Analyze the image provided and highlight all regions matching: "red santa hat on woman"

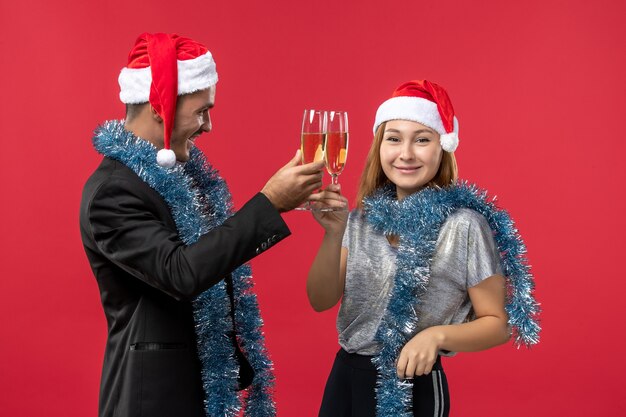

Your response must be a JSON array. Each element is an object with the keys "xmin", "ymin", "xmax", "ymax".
[
  {"xmin": 373, "ymin": 80, "xmax": 459, "ymax": 152},
  {"xmin": 118, "ymin": 32, "xmax": 218, "ymax": 168}
]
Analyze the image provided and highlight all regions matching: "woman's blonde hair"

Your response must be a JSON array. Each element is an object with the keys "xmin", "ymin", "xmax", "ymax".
[{"xmin": 355, "ymin": 122, "xmax": 458, "ymax": 209}]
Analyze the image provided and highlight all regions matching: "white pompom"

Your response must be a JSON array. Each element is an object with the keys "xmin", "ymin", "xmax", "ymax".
[
  {"xmin": 440, "ymin": 132, "xmax": 459, "ymax": 152},
  {"xmin": 156, "ymin": 148, "xmax": 177, "ymax": 168}
]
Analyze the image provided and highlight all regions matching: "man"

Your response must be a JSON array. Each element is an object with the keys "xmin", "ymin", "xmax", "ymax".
[{"xmin": 79, "ymin": 33, "xmax": 324, "ymax": 417}]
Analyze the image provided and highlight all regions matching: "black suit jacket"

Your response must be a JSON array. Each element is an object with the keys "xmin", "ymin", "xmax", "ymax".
[{"xmin": 79, "ymin": 157, "xmax": 290, "ymax": 417}]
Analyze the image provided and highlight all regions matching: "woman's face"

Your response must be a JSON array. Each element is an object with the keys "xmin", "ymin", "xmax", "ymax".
[{"xmin": 379, "ymin": 119, "xmax": 443, "ymax": 200}]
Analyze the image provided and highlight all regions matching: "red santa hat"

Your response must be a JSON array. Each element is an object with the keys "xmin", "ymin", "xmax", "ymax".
[
  {"xmin": 118, "ymin": 33, "xmax": 218, "ymax": 168},
  {"xmin": 373, "ymin": 80, "xmax": 459, "ymax": 152}
]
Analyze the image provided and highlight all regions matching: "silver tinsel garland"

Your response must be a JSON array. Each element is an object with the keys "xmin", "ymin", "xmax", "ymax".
[{"xmin": 363, "ymin": 183, "xmax": 540, "ymax": 417}]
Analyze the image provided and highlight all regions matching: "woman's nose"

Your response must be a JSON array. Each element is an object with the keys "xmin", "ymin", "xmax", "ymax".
[{"xmin": 399, "ymin": 143, "xmax": 415, "ymax": 160}]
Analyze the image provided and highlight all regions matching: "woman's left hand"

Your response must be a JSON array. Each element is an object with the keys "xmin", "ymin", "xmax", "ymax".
[
  {"xmin": 308, "ymin": 184, "xmax": 349, "ymax": 231},
  {"xmin": 396, "ymin": 327, "xmax": 444, "ymax": 378}
]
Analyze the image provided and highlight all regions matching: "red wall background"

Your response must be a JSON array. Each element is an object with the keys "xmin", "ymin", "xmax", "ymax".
[{"xmin": 1, "ymin": 0, "xmax": 625, "ymax": 416}]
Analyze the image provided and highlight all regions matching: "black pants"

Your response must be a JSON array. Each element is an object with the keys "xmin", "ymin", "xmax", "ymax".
[{"xmin": 319, "ymin": 349, "xmax": 450, "ymax": 417}]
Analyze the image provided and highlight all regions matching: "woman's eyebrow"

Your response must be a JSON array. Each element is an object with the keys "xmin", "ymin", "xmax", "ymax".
[{"xmin": 384, "ymin": 128, "xmax": 434, "ymax": 135}]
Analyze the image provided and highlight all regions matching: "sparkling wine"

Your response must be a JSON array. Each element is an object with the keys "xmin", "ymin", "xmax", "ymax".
[
  {"xmin": 324, "ymin": 131, "xmax": 348, "ymax": 175},
  {"xmin": 301, "ymin": 132, "xmax": 325, "ymax": 164}
]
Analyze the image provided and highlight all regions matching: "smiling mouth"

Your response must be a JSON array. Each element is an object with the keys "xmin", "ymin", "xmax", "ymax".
[
  {"xmin": 394, "ymin": 166, "xmax": 422, "ymax": 173},
  {"xmin": 189, "ymin": 131, "xmax": 203, "ymax": 141}
]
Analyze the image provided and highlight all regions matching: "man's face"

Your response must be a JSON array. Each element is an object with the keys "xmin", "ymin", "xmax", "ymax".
[{"xmin": 170, "ymin": 86, "xmax": 216, "ymax": 162}]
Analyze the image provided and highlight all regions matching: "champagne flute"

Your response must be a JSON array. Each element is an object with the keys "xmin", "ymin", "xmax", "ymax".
[
  {"xmin": 319, "ymin": 111, "xmax": 348, "ymax": 212},
  {"xmin": 295, "ymin": 109, "xmax": 327, "ymax": 210},
  {"xmin": 301, "ymin": 109, "xmax": 327, "ymax": 166},
  {"xmin": 325, "ymin": 111, "xmax": 349, "ymax": 185}
]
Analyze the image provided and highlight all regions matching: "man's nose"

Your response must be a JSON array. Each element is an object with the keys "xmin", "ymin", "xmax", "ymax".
[{"xmin": 202, "ymin": 114, "xmax": 212, "ymax": 132}]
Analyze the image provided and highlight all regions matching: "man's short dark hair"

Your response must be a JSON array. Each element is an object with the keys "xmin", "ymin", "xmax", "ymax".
[{"xmin": 125, "ymin": 103, "xmax": 148, "ymax": 122}]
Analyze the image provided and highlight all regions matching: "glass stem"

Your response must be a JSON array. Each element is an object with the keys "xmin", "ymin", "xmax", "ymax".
[{"xmin": 331, "ymin": 174, "xmax": 338, "ymax": 185}]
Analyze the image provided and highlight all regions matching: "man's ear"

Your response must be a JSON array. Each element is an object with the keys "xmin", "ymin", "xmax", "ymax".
[{"xmin": 150, "ymin": 105, "xmax": 163, "ymax": 123}]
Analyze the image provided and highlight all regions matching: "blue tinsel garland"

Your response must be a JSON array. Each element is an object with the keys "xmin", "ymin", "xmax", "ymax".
[
  {"xmin": 363, "ymin": 183, "xmax": 540, "ymax": 417},
  {"xmin": 92, "ymin": 121, "xmax": 275, "ymax": 417}
]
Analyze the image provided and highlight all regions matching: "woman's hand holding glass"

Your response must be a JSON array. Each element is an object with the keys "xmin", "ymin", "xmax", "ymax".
[{"xmin": 309, "ymin": 183, "xmax": 349, "ymax": 231}]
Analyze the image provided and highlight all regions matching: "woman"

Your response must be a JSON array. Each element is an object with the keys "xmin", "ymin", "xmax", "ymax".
[{"xmin": 307, "ymin": 80, "xmax": 540, "ymax": 417}]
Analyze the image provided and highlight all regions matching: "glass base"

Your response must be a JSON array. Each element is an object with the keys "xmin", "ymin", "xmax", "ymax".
[
  {"xmin": 315, "ymin": 206, "xmax": 347, "ymax": 212},
  {"xmin": 294, "ymin": 205, "xmax": 347, "ymax": 212}
]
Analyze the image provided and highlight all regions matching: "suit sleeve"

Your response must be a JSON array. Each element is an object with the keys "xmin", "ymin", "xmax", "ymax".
[{"xmin": 87, "ymin": 176, "xmax": 290, "ymax": 300}]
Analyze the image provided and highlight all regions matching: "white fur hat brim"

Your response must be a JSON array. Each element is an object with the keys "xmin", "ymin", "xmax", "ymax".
[
  {"xmin": 118, "ymin": 51, "xmax": 218, "ymax": 104},
  {"xmin": 373, "ymin": 96, "xmax": 460, "ymax": 152}
]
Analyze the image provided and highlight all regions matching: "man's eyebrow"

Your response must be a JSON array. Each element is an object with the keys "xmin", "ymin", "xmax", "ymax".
[{"xmin": 196, "ymin": 103, "xmax": 214, "ymax": 111}]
